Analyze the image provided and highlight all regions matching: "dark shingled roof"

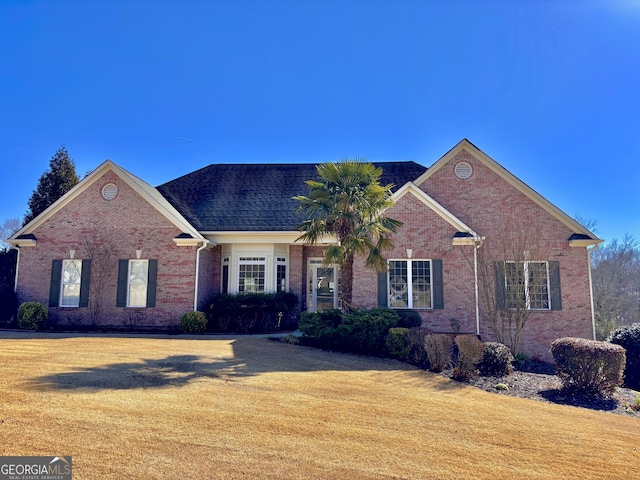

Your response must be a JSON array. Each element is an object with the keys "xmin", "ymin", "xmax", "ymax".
[{"xmin": 156, "ymin": 162, "xmax": 427, "ymax": 231}]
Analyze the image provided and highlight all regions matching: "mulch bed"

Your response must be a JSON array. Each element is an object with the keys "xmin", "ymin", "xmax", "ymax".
[{"xmin": 443, "ymin": 359, "xmax": 640, "ymax": 418}]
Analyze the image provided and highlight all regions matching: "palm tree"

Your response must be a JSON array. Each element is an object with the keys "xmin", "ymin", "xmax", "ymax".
[{"xmin": 294, "ymin": 160, "xmax": 403, "ymax": 311}]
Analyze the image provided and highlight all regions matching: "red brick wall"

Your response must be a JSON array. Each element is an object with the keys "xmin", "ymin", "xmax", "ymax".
[
  {"xmin": 415, "ymin": 149, "xmax": 594, "ymax": 360},
  {"xmin": 16, "ymin": 170, "xmax": 198, "ymax": 328},
  {"xmin": 352, "ymin": 192, "xmax": 477, "ymax": 334}
]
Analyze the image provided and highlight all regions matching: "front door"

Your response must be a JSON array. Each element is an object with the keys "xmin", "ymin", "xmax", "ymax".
[{"xmin": 307, "ymin": 260, "xmax": 339, "ymax": 312}]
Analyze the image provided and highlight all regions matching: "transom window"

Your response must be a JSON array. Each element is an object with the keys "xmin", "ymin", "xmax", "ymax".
[
  {"xmin": 61, "ymin": 259, "xmax": 82, "ymax": 307},
  {"xmin": 505, "ymin": 261, "xmax": 550, "ymax": 310},
  {"xmin": 388, "ymin": 259, "xmax": 432, "ymax": 309}
]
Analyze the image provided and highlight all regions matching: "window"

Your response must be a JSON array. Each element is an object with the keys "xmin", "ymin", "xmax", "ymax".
[
  {"xmin": 116, "ymin": 259, "xmax": 157, "ymax": 308},
  {"xmin": 238, "ymin": 257, "xmax": 266, "ymax": 293},
  {"xmin": 61, "ymin": 259, "xmax": 82, "ymax": 307},
  {"xmin": 388, "ymin": 260, "xmax": 432, "ymax": 309},
  {"xmin": 276, "ymin": 257, "xmax": 287, "ymax": 292},
  {"xmin": 49, "ymin": 259, "xmax": 91, "ymax": 308},
  {"xmin": 504, "ymin": 261, "xmax": 550, "ymax": 310},
  {"xmin": 128, "ymin": 260, "xmax": 149, "ymax": 308}
]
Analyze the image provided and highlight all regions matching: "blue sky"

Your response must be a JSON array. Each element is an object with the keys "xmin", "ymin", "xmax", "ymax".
[{"xmin": 1, "ymin": 0, "xmax": 638, "ymax": 243}]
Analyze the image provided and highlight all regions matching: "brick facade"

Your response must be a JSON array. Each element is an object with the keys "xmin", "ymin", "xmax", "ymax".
[
  {"xmin": 11, "ymin": 142, "xmax": 597, "ymax": 360},
  {"xmin": 16, "ymin": 170, "xmax": 198, "ymax": 328}
]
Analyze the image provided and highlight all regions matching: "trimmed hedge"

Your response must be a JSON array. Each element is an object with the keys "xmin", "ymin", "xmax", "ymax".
[
  {"xmin": 551, "ymin": 337, "xmax": 626, "ymax": 395},
  {"xmin": 18, "ymin": 302, "xmax": 48, "ymax": 330},
  {"xmin": 609, "ymin": 323, "xmax": 640, "ymax": 389},
  {"xmin": 480, "ymin": 342, "xmax": 515, "ymax": 377},
  {"xmin": 181, "ymin": 311, "xmax": 208, "ymax": 333},
  {"xmin": 207, "ymin": 292, "xmax": 298, "ymax": 333},
  {"xmin": 300, "ymin": 308, "xmax": 400, "ymax": 355},
  {"xmin": 385, "ymin": 327, "xmax": 410, "ymax": 360}
]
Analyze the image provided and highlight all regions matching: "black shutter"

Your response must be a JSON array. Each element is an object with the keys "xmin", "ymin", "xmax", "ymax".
[
  {"xmin": 549, "ymin": 261, "xmax": 562, "ymax": 310},
  {"xmin": 146, "ymin": 259, "xmax": 158, "ymax": 308},
  {"xmin": 79, "ymin": 259, "xmax": 91, "ymax": 307},
  {"xmin": 116, "ymin": 259, "xmax": 128, "ymax": 307},
  {"xmin": 432, "ymin": 259, "xmax": 444, "ymax": 309},
  {"xmin": 377, "ymin": 271, "xmax": 388, "ymax": 307},
  {"xmin": 494, "ymin": 261, "xmax": 506, "ymax": 310},
  {"xmin": 49, "ymin": 260, "xmax": 62, "ymax": 307}
]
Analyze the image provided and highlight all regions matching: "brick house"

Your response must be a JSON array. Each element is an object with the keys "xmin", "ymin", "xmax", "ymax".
[{"xmin": 9, "ymin": 139, "xmax": 600, "ymax": 359}]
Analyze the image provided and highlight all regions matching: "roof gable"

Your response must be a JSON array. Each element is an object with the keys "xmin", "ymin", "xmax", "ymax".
[
  {"xmin": 156, "ymin": 161, "xmax": 427, "ymax": 232},
  {"xmin": 10, "ymin": 160, "xmax": 203, "ymax": 242},
  {"xmin": 415, "ymin": 139, "xmax": 601, "ymax": 245},
  {"xmin": 392, "ymin": 182, "xmax": 479, "ymax": 239}
]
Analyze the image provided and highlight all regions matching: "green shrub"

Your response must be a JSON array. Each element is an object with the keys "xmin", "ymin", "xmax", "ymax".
[
  {"xmin": 424, "ymin": 334, "xmax": 453, "ymax": 373},
  {"xmin": 405, "ymin": 327, "xmax": 431, "ymax": 369},
  {"xmin": 385, "ymin": 327, "xmax": 410, "ymax": 360},
  {"xmin": 395, "ymin": 309, "xmax": 423, "ymax": 329},
  {"xmin": 181, "ymin": 311, "xmax": 208, "ymax": 333},
  {"xmin": 17, "ymin": 302, "xmax": 48, "ymax": 330},
  {"xmin": 480, "ymin": 342, "xmax": 515, "ymax": 377},
  {"xmin": 337, "ymin": 308, "xmax": 399, "ymax": 355},
  {"xmin": 608, "ymin": 323, "xmax": 640, "ymax": 389},
  {"xmin": 551, "ymin": 337, "xmax": 626, "ymax": 395},
  {"xmin": 299, "ymin": 309, "xmax": 343, "ymax": 349},
  {"xmin": 452, "ymin": 335, "xmax": 484, "ymax": 380},
  {"xmin": 207, "ymin": 292, "xmax": 298, "ymax": 333}
]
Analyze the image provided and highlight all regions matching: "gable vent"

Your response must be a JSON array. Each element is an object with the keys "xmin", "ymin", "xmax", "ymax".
[
  {"xmin": 454, "ymin": 162, "xmax": 473, "ymax": 179},
  {"xmin": 102, "ymin": 183, "xmax": 119, "ymax": 200}
]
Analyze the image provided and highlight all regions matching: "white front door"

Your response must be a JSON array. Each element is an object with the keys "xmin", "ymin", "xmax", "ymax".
[{"xmin": 307, "ymin": 259, "xmax": 340, "ymax": 312}]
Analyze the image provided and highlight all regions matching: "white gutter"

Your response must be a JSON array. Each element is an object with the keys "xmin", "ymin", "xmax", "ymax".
[
  {"xmin": 587, "ymin": 243, "xmax": 599, "ymax": 340},
  {"xmin": 193, "ymin": 240, "xmax": 211, "ymax": 311}
]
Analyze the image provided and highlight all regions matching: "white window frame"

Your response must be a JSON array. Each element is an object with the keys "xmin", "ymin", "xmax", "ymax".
[
  {"xmin": 238, "ymin": 257, "xmax": 267, "ymax": 293},
  {"xmin": 60, "ymin": 259, "xmax": 82, "ymax": 307},
  {"xmin": 388, "ymin": 259, "xmax": 433, "ymax": 309},
  {"xmin": 505, "ymin": 260, "xmax": 550, "ymax": 311},
  {"xmin": 276, "ymin": 257, "xmax": 287, "ymax": 292},
  {"xmin": 128, "ymin": 259, "xmax": 149, "ymax": 308}
]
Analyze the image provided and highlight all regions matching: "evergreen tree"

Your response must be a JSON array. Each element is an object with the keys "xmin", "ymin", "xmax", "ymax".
[{"xmin": 24, "ymin": 146, "xmax": 79, "ymax": 225}]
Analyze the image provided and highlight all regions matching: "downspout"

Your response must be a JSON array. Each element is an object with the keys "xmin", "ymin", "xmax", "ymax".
[
  {"xmin": 11, "ymin": 245, "xmax": 20, "ymax": 293},
  {"xmin": 193, "ymin": 240, "xmax": 210, "ymax": 312},
  {"xmin": 587, "ymin": 243, "xmax": 599, "ymax": 340},
  {"xmin": 474, "ymin": 239, "xmax": 482, "ymax": 337}
]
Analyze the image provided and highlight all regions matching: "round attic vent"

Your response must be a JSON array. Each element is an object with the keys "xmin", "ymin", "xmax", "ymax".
[
  {"xmin": 454, "ymin": 162, "xmax": 473, "ymax": 179},
  {"xmin": 102, "ymin": 183, "xmax": 119, "ymax": 200}
]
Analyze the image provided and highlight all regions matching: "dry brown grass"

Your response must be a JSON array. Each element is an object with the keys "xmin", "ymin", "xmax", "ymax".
[{"xmin": 0, "ymin": 332, "xmax": 638, "ymax": 479}]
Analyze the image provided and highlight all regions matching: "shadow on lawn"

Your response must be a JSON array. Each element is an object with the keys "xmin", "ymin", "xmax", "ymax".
[
  {"xmin": 29, "ymin": 337, "xmax": 417, "ymax": 391},
  {"xmin": 30, "ymin": 354, "xmax": 252, "ymax": 391}
]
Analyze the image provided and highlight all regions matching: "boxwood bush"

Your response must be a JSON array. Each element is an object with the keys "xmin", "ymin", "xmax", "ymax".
[
  {"xmin": 385, "ymin": 327, "xmax": 410, "ymax": 360},
  {"xmin": 18, "ymin": 301, "xmax": 48, "ymax": 330},
  {"xmin": 181, "ymin": 311, "xmax": 208, "ymax": 333},
  {"xmin": 452, "ymin": 335, "xmax": 484, "ymax": 380},
  {"xmin": 608, "ymin": 323, "xmax": 640, "ymax": 390},
  {"xmin": 480, "ymin": 342, "xmax": 515, "ymax": 377},
  {"xmin": 551, "ymin": 337, "xmax": 626, "ymax": 395}
]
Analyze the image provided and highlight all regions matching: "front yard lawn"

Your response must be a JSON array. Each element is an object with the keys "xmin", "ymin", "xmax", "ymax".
[{"xmin": 0, "ymin": 332, "xmax": 638, "ymax": 479}]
